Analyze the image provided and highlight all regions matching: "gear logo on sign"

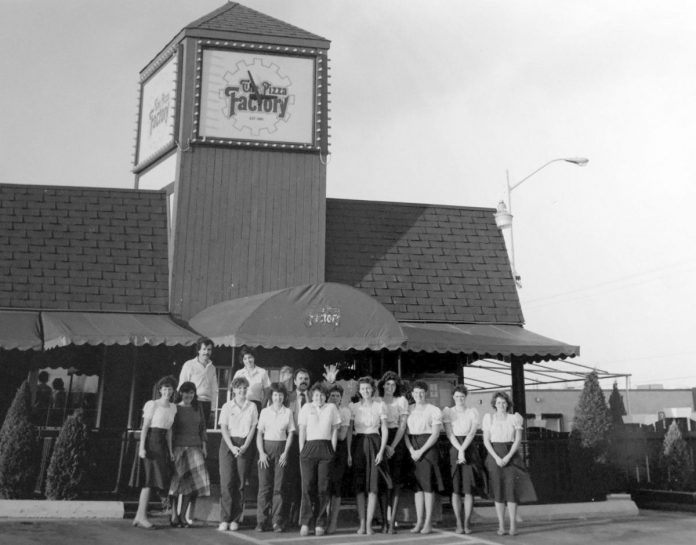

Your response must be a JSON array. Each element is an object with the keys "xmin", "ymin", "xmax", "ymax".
[{"xmin": 219, "ymin": 58, "xmax": 295, "ymax": 137}]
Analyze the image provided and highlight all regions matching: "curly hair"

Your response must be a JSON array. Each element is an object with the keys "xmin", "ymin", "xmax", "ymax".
[
  {"xmin": 490, "ymin": 391, "xmax": 513, "ymax": 412},
  {"xmin": 357, "ymin": 376, "xmax": 377, "ymax": 398},
  {"xmin": 377, "ymin": 371, "xmax": 403, "ymax": 397},
  {"xmin": 230, "ymin": 376, "xmax": 250, "ymax": 390},
  {"xmin": 153, "ymin": 375, "xmax": 177, "ymax": 400},
  {"xmin": 268, "ymin": 382, "xmax": 288, "ymax": 403},
  {"xmin": 453, "ymin": 385, "xmax": 469, "ymax": 397},
  {"xmin": 308, "ymin": 382, "xmax": 328, "ymax": 400}
]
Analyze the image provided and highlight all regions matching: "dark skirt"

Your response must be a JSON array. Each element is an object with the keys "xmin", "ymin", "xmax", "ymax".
[
  {"xmin": 409, "ymin": 434, "xmax": 444, "ymax": 493},
  {"xmin": 129, "ymin": 428, "xmax": 171, "ymax": 491},
  {"xmin": 386, "ymin": 427, "xmax": 410, "ymax": 486},
  {"xmin": 449, "ymin": 435, "xmax": 481, "ymax": 496},
  {"xmin": 328, "ymin": 439, "xmax": 348, "ymax": 496},
  {"xmin": 352, "ymin": 433, "xmax": 392, "ymax": 494},
  {"xmin": 485, "ymin": 442, "xmax": 537, "ymax": 504}
]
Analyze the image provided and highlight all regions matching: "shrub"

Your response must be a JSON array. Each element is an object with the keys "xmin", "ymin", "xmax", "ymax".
[
  {"xmin": 0, "ymin": 380, "xmax": 39, "ymax": 498},
  {"xmin": 660, "ymin": 421, "xmax": 694, "ymax": 491},
  {"xmin": 569, "ymin": 372, "xmax": 612, "ymax": 500},
  {"xmin": 45, "ymin": 409, "xmax": 90, "ymax": 500}
]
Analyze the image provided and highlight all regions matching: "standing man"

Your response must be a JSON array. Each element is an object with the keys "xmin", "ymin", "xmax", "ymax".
[
  {"xmin": 284, "ymin": 368, "xmax": 311, "ymax": 528},
  {"xmin": 179, "ymin": 337, "xmax": 218, "ymax": 428}
]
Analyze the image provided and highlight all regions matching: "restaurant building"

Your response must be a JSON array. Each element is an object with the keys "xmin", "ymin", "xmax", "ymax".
[{"xmin": 0, "ymin": 2, "xmax": 578, "ymax": 496}]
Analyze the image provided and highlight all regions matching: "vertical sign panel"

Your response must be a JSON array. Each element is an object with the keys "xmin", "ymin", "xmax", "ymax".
[{"xmin": 136, "ymin": 55, "xmax": 178, "ymax": 166}]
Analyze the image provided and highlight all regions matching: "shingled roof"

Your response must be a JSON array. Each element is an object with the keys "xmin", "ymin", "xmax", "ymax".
[
  {"xmin": 186, "ymin": 2, "xmax": 327, "ymax": 42},
  {"xmin": 325, "ymin": 199, "xmax": 524, "ymax": 325},
  {"xmin": 0, "ymin": 184, "xmax": 169, "ymax": 313}
]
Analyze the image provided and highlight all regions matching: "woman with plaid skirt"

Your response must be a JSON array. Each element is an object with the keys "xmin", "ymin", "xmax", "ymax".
[{"xmin": 169, "ymin": 381, "xmax": 210, "ymax": 527}]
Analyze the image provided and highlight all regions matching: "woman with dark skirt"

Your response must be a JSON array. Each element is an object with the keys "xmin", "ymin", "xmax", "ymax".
[
  {"xmin": 297, "ymin": 382, "xmax": 341, "ymax": 537},
  {"xmin": 482, "ymin": 391, "xmax": 537, "ymax": 536},
  {"xmin": 377, "ymin": 371, "xmax": 409, "ymax": 534},
  {"xmin": 169, "ymin": 381, "xmax": 210, "ymax": 528},
  {"xmin": 218, "ymin": 376, "xmax": 259, "ymax": 532},
  {"xmin": 131, "ymin": 376, "xmax": 177, "ymax": 529},
  {"xmin": 326, "ymin": 383, "xmax": 351, "ymax": 535},
  {"xmin": 347, "ymin": 376, "xmax": 391, "ymax": 535},
  {"xmin": 404, "ymin": 380, "xmax": 444, "ymax": 535},
  {"xmin": 255, "ymin": 382, "xmax": 295, "ymax": 532},
  {"xmin": 443, "ymin": 385, "xmax": 480, "ymax": 534}
]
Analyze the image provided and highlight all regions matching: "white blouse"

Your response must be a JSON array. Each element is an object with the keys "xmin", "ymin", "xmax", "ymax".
[
  {"xmin": 443, "ymin": 406, "xmax": 479, "ymax": 437},
  {"xmin": 233, "ymin": 366, "xmax": 271, "ymax": 402},
  {"xmin": 298, "ymin": 402, "xmax": 341, "ymax": 441},
  {"xmin": 350, "ymin": 399, "xmax": 387, "ymax": 434},
  {"xmin": 143, "ymin": 400, "xmax": 177, "ymax": 429},
  {"xmin": 218, "ymin": 399, "xmax": 259, "ymax": 437},
  {"xmin": 378, "ymin": 396, "xmax": 409, "ymax": 428},
  {"xmin": 482, "ymin": 412, "xmax": 523, "ymax": 443},
  {"xmin": 406, "ymin": 403, "xmax": 442, "ymax": 435},
  {"xmin": 257, "ymin": 405, "xmax": 296, "ymax": 441}
]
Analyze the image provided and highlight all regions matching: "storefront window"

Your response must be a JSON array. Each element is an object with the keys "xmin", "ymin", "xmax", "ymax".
[{"xmin": 36, "ymin": 367, "xmax": 100, "ymax": 428}]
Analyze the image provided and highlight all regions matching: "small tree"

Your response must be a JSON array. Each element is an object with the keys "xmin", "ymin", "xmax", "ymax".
[
  {"xmin": 0, "ymin": 381, "xmax": 39, "ymax": 498},
  {"xmin": 45, "ymin": 410, "xmax": 90, "ymax": 500},
  {"xmin": 660, "ymin": 421, "xmax": 694, "ymax": 491},
  {"xmin": 608, "ymin": 382, "xmax": 627, "ymax": 426},
  {"xmin": 569, "ymin": 372, "xmax": 613, "ymax": 500},
  {"xmin": 573, "ymin": 371, "xmax": 612, "ymax": 461}
]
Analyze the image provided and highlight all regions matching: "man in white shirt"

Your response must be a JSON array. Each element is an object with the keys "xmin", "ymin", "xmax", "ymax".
[{"xmin": 179, "ymin": 337, "xmax": 218, "ymax": 427}]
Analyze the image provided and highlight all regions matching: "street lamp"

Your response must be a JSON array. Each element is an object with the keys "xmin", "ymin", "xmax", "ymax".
[{"xmin": 495, "ymin": 157, "xmax": 589, "ymax": 287}]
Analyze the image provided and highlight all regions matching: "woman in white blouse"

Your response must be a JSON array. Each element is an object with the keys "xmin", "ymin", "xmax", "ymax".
[
  {"xmin": 255, "ymin": 382, "xmax": 295, "ymax": 532},
  {"xmin": 347, "ymin": 377, "xmax": 391, "ymax": 535},
  {"xmin": 131, "ymin": 376, "xmax": 177, "ymax": 529},
  {"xmin": 443, "ymin": 385, "xmax": 479, "ymax": 534},
  {"xmin": 482, "ymin": 391, "xmax": 537, "ymax": 536},
  {"xmin": 218, "ymin": 377, "xmax": 259, "ymax": 532},
  {"xmin": 377, "ymin": 371, "xmax": 409, "ymax": 534},
  {"xmin": 404, "ymin": 380, "xmax": 444, "ymax": 535},
  {"xmin": 297, "ymin": 382, "xmax": 341, "ymax": 537},
  {"xmin": 232, "ymin": 346, "xmax": 270, "ymax": 412}
]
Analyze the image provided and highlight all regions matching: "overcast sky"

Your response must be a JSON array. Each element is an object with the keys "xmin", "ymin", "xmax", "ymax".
[{"xmin": 2, "ymin": 0, "xmax": 695, "ymax": 389}]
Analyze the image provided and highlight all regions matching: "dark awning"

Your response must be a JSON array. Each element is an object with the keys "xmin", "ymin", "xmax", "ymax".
[
  {"xmin": 0, "ymin": 311, "xmax": 42, "ymax": 351},
  {"xmin": 189, "ymin": 282, "xmax": 407, "ymax": 351},
  {"xmin": 42, "ymin": 312, "xmax": 200, "ymax": 349},
  {"xmin": 401, "ymin": 323, "xmax": 579, "ymax": 361}
]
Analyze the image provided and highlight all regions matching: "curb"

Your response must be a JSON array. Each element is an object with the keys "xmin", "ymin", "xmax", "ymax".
[{"xmin": 0, "ymin": 500, "xmax": 124, "ymax": 519}]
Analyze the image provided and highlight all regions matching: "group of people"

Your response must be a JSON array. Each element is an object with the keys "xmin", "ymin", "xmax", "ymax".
[
  {"xmin": 32, "ymin": 371, "xmax": 68, "ymax": 427},
  {"xmin": 130, "ymin": 338, "xmax": 536, "ymax": 537}
]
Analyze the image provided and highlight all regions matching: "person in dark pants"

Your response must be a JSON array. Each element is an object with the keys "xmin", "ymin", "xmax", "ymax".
[
  {"xmin": 326, "ymin": 383, "xmax": 351, "ymax": 534},
  {"xmin": 217, "ymin": 377, "xmax": 258, "ymax": 532},
  {"xmin": 284, "ymin": 368, "xmax": 311, "ymax": 527},
  {"xmin": 297, "ymin": 382, "xmax": 340, "ymax": 537},
  {"xmin": 256, "ymin": 383, "xmax": 295, "ymax": 532}
]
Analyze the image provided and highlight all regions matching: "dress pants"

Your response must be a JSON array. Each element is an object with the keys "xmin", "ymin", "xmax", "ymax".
[
  {"xmin": 299, "ymin": 440, "xmax": 334, "ymax": 528},
  {"xmin": 257, "ymin": 440, "xmax": 288, "ymax": 528},
  {"xmin": 219, "ymin": 436, "xmax": 252, "ymax": 523}
]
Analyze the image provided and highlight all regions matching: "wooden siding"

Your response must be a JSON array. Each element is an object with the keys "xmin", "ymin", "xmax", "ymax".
[{"xmin": 170, "ymin": 147, "xmax": 326, "ymax": 319}]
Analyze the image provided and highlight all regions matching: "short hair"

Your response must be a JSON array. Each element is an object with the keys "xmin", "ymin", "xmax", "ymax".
[
  {"xmin": 378, "ymin": 371, "xmax": 403, "ymax": 397},
  {"xmin": 357, "ymin": 376, "xmax": 377, "ymax": 397},
  {"xmin": 153, "ymin": 375, "xmax": 177, "ymax": 400},
  {"xmin": 453, "ymin": 385, "xmax": 469, "ymax": 396},
  {"xmin": 309, "ymin": 382, "xmax": 328, "ymax": 399},
  {"xmin": 231, "ymin": 376, "xmax": 250, "ymax": 390},
  {"xmin": 491, "ymin": 391, "xmax": 513, "ymax": 412},
  {"xmin": 294, "ymin": 368, "xmax": 310, "ymax": 381},
  {"xmin": 269, "ymin": 382, "xmax": 288, "ymax": 400},
  {"xmin": 328, "ymin": 383, "xmax": 344, "ymax": 396},
  {"xmin": 196, "ymin": 337, "xmax": 214, "ymax": 351},
  {"xmin": 38, "ymin": 371, "xmax": 49, "ymax": 383},
  {"xmin": 178, "ymin": 381, "xmax": 199, "ymax": 408},
  {"xmin": 279, "ymin": 365, "xmax": 294, "ymax": 376},
  {"xmin": 411, "ymin": 380, "xmax": 429, "ymax": 393},
  {"xmin": 239, "ymin": 346, "xmax": 255, "ymax": 360},
  {"xmin": 52, "ymin": 378, "xmax": 64, "ymax": 390}
]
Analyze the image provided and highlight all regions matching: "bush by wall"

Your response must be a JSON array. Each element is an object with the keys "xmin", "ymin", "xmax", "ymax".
[
  {"xmin": 0, "ymin": 380, "xmax": 39, "ymax": 498},
  {"xmin": 660, "ymin": 421, "xmax": 695, "ymax": 491},
  {"xmin": 45, "ymin": 409, "xmax": 90, "ymax": 500}
]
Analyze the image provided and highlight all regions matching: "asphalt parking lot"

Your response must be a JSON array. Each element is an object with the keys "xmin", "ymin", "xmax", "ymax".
[{"xmin": 0, "ymin": 510, "xmax": 695, "ymax": 545}]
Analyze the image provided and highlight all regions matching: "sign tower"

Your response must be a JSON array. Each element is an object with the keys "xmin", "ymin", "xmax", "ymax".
[{"xmin": 133, "ymin": 3, "xmax": 330, "ymax": 319}]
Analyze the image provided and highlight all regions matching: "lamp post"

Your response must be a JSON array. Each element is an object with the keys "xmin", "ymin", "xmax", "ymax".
[{"xmin": 495, "ymin": 157, "xmax": 588, "ymax": 287}]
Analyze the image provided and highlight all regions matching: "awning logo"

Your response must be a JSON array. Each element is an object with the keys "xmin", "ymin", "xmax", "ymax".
[{"xmin": 306, "ymin": 306, "xmax": 341, "ymax": 328}]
